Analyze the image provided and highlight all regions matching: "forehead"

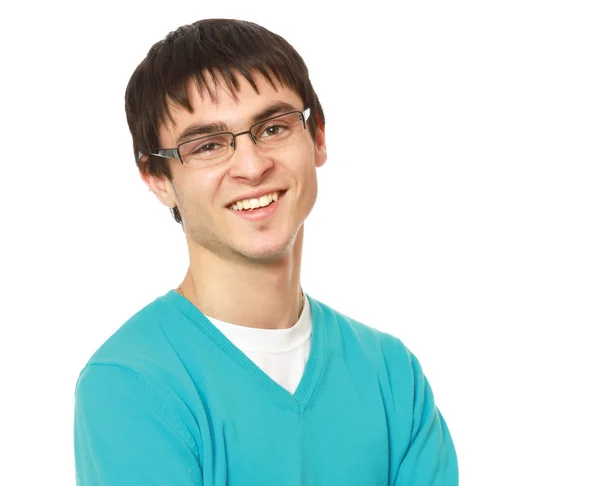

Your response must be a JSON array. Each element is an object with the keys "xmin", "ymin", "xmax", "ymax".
[{"xmin": 159, "ymin": 73, "xmax": 304, "ymax": 146}]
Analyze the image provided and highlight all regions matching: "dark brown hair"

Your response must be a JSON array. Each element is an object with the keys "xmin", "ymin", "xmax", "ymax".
[{"xmin": 125, "ymin": 18, "xmax": 325, "ymax": 224}]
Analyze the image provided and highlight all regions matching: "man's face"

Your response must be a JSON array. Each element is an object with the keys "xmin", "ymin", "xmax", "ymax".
[{"xmin": 151, "ymin": 74, "xmax": 327, "ymax": 263}]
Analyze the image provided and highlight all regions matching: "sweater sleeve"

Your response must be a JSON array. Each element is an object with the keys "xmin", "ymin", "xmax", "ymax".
[
  {"xmin": 74, "ymin": 364, "xmax": 203, "ymax": 485},
  {"xmin": 394, "ymin": 350, "xmax": 459, "ymax": 486}
]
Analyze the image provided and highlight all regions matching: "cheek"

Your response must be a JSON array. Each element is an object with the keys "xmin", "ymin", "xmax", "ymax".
[
  {"xmin": 178, "ymin": 171, "xmax": 222, "ymax": 206},
  {"xmin": 288, "ymin": 143, "xmax": 317, "ymax": 173},
  {"xmin": 290, "ymin": 150, "xmax": 318, "ymax": 192},
  {"xmin": 299, "ymin": 161, "xmax": 319, "ymax": 203}
]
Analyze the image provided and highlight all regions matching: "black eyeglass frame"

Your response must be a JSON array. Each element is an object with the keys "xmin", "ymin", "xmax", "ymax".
[{"xmin": 143, "ymin": 107, "xmax": 311, "ymax": 166}]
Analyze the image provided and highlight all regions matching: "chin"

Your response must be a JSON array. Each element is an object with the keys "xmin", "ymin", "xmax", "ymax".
[{"xmin": 235, "ymin": 234, "xmax": 298, "ymax": 263}]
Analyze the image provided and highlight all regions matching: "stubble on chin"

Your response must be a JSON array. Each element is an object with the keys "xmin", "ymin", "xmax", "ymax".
[
  {"xmin": 185, "ymin": 220, "xmax": 298, "ymax": 265},
  {"xmin": 232, "ymin": 230, "xmax": 299, "ymax": 264}
]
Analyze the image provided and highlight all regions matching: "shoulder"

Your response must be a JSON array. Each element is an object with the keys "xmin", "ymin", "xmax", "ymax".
[
  {"xmin": 308, "ymin": 295, "xmax": 414, "ymax": 367},
  {"xmin": 309, "ymin": 296, "xmax": 434, "ymax": 418},
  {"xmin": 74, "ymin": 292, "xmax": 202, "ymax": 435},
  {"xmin": 76, "ymin": 291, "xmax": 192, "ymax": 388}
]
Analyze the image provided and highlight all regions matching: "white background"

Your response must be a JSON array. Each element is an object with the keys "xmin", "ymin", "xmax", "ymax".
[{"xmin": 1, "ymin": 0, "xmax": 599, "ymax": 484}]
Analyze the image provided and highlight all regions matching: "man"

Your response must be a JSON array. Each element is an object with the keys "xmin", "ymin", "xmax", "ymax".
[{"xmin": 74, "ymin": 18, "xmax": 458, "ymax": 485}]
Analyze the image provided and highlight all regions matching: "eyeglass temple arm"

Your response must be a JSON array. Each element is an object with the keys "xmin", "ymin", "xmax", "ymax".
[
  {"xmin": 138, "ymin": 148, "xmax": 180, "ymax": 161},
  {"xmin": 303, "ymin": 107, "xmax": 311, "ymax": 124}
]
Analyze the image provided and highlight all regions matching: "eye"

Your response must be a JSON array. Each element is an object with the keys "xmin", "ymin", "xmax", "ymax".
[
  {"xmin": 193, "ymin": 142, "xmax": 222, "ymax": 154},
  {"xmin": 180, "ymin": 134, "xmax": 232, "ymax": 160},
  {"xmin": 259, "ymin": 124, "xmax": 288, "ymax": 138}
]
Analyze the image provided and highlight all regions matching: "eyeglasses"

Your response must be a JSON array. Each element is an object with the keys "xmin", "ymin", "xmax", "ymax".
[{"xmin": 147, "ymin": 108, "xmax": 311, "ymax": 168}]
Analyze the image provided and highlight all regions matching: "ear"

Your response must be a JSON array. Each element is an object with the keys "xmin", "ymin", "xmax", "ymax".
[
  {"xmin": 313, "ymin": 123, "xmax": 327, "ymax": 168},
  {"xmin": 139, "ymin": 155, "xmax": 178, "ymax": 208}
]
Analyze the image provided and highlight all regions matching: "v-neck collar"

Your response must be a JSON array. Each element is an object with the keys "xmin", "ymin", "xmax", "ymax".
[{"xmin": 163, "ymin": 290, "xmax": 327, "ymax": 414}]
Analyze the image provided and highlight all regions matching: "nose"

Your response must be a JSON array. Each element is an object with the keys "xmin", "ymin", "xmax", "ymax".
[{"xmin": 227, "ymin": 133, "xmax": 274, "ymax": 182}]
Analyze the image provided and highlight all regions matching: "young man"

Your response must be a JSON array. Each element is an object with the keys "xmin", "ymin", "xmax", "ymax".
[{"xmin": 74, "ymin": 19, "xmax": 458, "ymax": 485}]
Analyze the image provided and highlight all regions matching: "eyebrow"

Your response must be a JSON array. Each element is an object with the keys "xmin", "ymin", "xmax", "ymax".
[{"xmin": 175, "ymin": 101, "xmax": 300, "ymax": 145}]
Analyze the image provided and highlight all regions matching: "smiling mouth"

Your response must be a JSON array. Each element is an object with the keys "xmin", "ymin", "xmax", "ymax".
[{"xmin": 229, "ymin": 190, "xmax": 286, "ymax": 211}]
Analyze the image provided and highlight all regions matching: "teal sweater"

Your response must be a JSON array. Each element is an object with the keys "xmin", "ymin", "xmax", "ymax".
[{"xmin": 74, "ymin": 291, "xmax": 458, "ymax": 485}]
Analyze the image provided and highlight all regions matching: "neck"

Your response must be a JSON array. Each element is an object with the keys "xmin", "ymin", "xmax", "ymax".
[{"xmin": 178, "ymin": 227, "xmax": 305, "ymax": 330}]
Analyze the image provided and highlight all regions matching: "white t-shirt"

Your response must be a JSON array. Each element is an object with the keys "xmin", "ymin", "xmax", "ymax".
[{"xmin": 205, "ymin": 293, "xmax": 311, "ymax": 394}]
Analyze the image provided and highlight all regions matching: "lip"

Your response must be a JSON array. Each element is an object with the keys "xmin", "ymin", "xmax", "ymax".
[
  {"xmin": 226, "ymin": 188, "xmax": 285, "ymax": 208},
  {"xmin": 228, "ymin": 190, "xmax": 286, "ymax": 222}
]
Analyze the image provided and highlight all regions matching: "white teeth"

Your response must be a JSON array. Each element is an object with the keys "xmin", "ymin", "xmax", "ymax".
[{"xmin": 230, "ymin": 191, "xmax": 280, "ymax": 211}]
